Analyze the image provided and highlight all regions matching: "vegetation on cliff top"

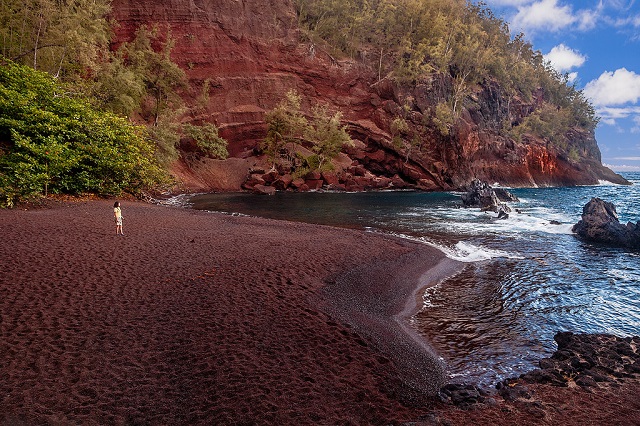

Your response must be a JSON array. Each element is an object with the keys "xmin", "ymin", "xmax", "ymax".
[{"xmin": 295, "ymin": 0, "xmax": 598, "ymax": 145}]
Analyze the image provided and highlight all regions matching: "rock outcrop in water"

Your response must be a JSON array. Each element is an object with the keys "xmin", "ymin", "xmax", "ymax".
[
  {"xmin": 108, "ymin": 0, "xmax": 629, "ymax": 193},
  {"xmin": 572, "ymin": 198, "xmax": 640, "ymax": 249},
  {"xmin": 461, "ymin": 179, "xmax": 519, "ymax": 213}
]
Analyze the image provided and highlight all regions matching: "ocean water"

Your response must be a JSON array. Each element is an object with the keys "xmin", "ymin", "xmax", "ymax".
[{"xmin": 187, "ymin": 172, "xmax": 640, "ymax": 387}]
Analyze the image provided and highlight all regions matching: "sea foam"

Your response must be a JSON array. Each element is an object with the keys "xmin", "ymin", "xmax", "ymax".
[{"xmin": 438, "ymin": 241, "xmax": 524, "ymax": 262}]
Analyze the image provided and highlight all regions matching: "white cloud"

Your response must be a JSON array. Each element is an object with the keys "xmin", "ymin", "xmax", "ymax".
[
  {"xmin": 576, "ymin": 7, "xmax": 600, "ymax": 31},
  {"xmin": 544, "ymin": 44, "xmax": 586, "ymax": 73},
  {"xmin": 583, "ymin": 68, "xmax": 640, "ymax": 107},
  {"xmin": 498, "ymin": 1, "xmax": 607, "ymax": 36},
  {"xmin": 612, "ymin": 156, "xmax": 640, "ymax": 160},
  {"xmin": 598, "ymin": 106, "xmax": 640, "ymax": 118},
  {"xmin": 485, "ymin": 0, "xmax": 532, "ymax": 6},
  {"xmin": 612, "ymin": 14, "xmax": 640, "ymax": 27},
  {"xmin": 594, "ymin": 105, "xmax": 640, "ymax": 127},
  {"xmin": 511, "ymin": 0, "xmax": 576, "ymax": 33},
  {"xmin": 567, "ymin": 72, "xmax": 579, "ymax": 83}
]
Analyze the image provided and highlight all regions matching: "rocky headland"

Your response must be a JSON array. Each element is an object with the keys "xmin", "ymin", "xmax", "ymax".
[{"xmin": 109, "ymin": 0, "xmax": 628, "ymax": 194}]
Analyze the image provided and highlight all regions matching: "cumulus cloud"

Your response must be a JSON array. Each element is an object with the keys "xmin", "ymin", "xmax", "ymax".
[
  {"xmin": 496, "ymin": 0, "xmax": 606, "ymax": 35},
  {"xmin": 544, "ymin": 44, "xmax": 586, "ymax": 73},
  {"xmin": 583, "ymin": 68, "xmax": 640, "ymax": 107},
  {"xmin": 511, "ymin": 0, "xmax": 576, "ymax": 33}
]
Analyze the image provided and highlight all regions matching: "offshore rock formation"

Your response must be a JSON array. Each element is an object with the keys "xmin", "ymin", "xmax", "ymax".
[
  {"xmin": 110, "ymin": 0, "xmax": 629, "ymax": 192},
  {"xmin": 572, "ymin": 198, "xmax": 640, "ymax": 249},
  {"xmin": 461, "ymin": 179, "xmax": 519, "ymax": 212}
]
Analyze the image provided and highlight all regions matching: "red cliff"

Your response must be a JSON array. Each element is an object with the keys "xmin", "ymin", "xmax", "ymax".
[{"xmin": 110, "ymin": 0, "xmax": 628, "ymax": 192}]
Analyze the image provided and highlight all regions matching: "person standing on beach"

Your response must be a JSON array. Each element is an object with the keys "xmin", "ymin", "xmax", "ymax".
[{"xmin": 114, "ymin": 201, "xmax": 124, "ymax": 235}]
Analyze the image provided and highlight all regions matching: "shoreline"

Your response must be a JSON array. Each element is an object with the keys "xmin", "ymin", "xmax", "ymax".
[
  {"xmin": 318, "ymin": 240, "xmax": 464, "ymax": 399},
  {"xmin": 170, "ymin": 191, "xmax": 469, "ymax": 395},
  {"xmin": 0, "ymin": 199, "xmax": 463, "ymax": 424}
]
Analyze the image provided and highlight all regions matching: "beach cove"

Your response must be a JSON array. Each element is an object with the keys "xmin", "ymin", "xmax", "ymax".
[
  {"xmin": 0, "ymin": 199, "xmax": 460, "ymax": 424},
  {"xmin": 1, "ymin": 199, "xmax": 639, "ymax": 425}
]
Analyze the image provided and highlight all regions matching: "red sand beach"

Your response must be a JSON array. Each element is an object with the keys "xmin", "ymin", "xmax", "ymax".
[
  {"xmin": 0, "ymin": 200, "xmax": 457, "ymax": 424},
  {"xmin": 1, "ymin": 200, "xmax": 639, "ymax": 425}
]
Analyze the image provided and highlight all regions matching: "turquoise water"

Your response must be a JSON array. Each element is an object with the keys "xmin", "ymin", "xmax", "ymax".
[{"xmin": 187, "ymin": 172, "xmax": 640, "ymax": 386}]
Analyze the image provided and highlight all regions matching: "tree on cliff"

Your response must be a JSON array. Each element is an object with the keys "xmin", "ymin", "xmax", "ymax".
[
  {"xmin": 304, "ymin": 107, "xmax": 352, "ymax": 171},
  {"xmin": 108, "ymin": 25, "xmax": 187, "ymax": 127},
  {"xmin": 263, "ymin": 90, "xmax": 352, "ymax": 173},
  {"xmin": 0, "ymin": 0, "xmax": 111, "ymax": 81},
  {"xmin": 263, "ymin": 90, "xmax": 308, "ymax": 167},
  {"xmin": 183, "ymin": 123, "xmax": 229, "ymax": 161}
]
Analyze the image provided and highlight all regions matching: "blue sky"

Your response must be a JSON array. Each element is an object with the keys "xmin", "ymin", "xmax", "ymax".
[{"xmin": 481, "ymin": 0, "xmax": 640, "ymax": 172}]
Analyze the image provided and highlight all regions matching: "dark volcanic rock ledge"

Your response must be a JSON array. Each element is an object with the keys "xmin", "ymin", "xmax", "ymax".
[
  {"xmin": 520, "ymin": 332, "xmax": 640, "ymax": 389},
  {"xmin": 438, "ymin": 331, "xmax": 640, "ymax": 411}
]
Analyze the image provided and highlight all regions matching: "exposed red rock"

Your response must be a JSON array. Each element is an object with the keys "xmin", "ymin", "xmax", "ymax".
[{"xmin": 110, "ymin": 0, "xmax": 629, "ymax": 192}]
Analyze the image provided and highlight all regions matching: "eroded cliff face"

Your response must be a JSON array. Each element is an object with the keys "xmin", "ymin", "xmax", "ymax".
[{"xmin": 110, "ymin": 0, "xmax": 628, "ymax": 192}]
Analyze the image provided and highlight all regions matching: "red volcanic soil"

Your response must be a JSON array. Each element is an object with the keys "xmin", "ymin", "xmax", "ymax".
[{"xmin": 1, "ymin": 200, "xmax": 639, "ymax": 425}]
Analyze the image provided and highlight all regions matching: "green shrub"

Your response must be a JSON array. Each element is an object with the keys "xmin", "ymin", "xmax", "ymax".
[
  {"xmin": 0, "ymin": 59, "xmax": 165, "ymax": 207},
  {"xmin": 183, "ymin": 123, "xmax": 229, "ymax": 159},
  {"xmin": 305, "ymin": 107, "xmax": 352, "ymax": 170},
  {"xmin": 433, "ymin": 102, "xmax": 455, "ymax": 136},
  {"xmin": 147, "ymin": 121, "xmax": 181, "ymax": 167},
  {"xmin": 263, "ymin": 90, "xmax": 308, "ymax": 165}
]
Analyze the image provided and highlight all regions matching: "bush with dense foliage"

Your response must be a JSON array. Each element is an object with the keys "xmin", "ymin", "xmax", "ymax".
[
  {"xmin": 262, "ymin": 90, "xmax": 309, "ymax": 166},
  {"xmin": 0, "ymin": 59, "xmax": 165, "ymax": 207},
  {"xmin": 183, "ymin": 123, "xmax": 229, "ymax": 160}
]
